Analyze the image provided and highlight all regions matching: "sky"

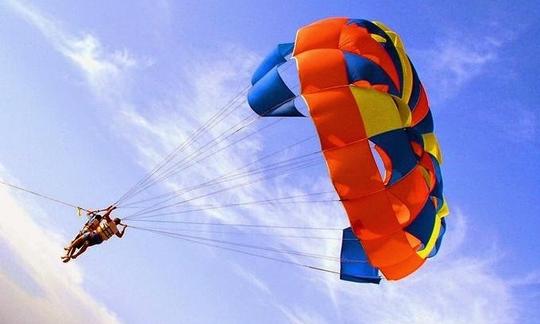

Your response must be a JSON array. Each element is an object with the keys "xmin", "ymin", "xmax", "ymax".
[{"xmin": 1, "ymin": 0, "xmax": 539, "ymax": 323}]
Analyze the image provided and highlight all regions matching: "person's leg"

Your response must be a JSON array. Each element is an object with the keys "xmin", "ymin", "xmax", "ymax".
[
  {"xmin": 63, "ymin": 246, "xmax": 75, "ymax": 259},
  {"xmin": 62, "ymin": 240, "xmax": 81, "ymax": 261},
  {"xmin": 62, "ymin": 246, "xmax": 75, "ymax": 262},
  {"xmin": 62, "ymin": 233, "xmax": 88, "ymax": 260},
  {"xmin": 71, "ymin": 233, "xmax": 87, "ymax": 248},
  {"xmin": 71, "ymin": 242, "xmax": 90, "ymax": 259},
  {"xmin": 64, "ymin": 232, "xmax": 83, "ymax": 250},
  {"xmin": 62, "ymin": 244, "xmax": 76, "ymax": 260}
]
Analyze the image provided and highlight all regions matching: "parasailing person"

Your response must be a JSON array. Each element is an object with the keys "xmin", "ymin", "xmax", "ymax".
[{"xmin": 62, "ymin": 205, "xmax": 127, "ymax": 263}]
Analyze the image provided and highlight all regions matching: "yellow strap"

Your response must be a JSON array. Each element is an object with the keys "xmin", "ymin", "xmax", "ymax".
[
  {"xmin": 416, "ymin": 215, "xmax": 442, "ymax": 258},
  {"xmin": 437, "ymin": 200, "xmax": 450, "ymax": 218},
  {"xmin": 372, "ymin": 21, "xmax": 413, "ymax": 104},
  {"xmin": 422, "ymin": 133, "xmax": 443, "ymax": 164},
  {"xmin": 370, "ymin": 34, "xmax": 386, "ymax": 43},
  {"xmin": 416, "ymin": 198, "xmax": 449, "ymax": 258},
  {"xmin": 392, "ymin": 96, "xmax": 412, "ymax": 127},
  {"xmin": 418, "ymin": 165, "xmax": 432, "ymax": 188}
]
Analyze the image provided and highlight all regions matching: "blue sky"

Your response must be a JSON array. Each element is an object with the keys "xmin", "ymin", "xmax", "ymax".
[{"xmin": 1, "ymin": 1, "xmax": 539, "ymax": 323}]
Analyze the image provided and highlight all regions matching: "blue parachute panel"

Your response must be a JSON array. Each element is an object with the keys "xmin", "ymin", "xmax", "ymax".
[
  {"xmin": 251, "ymin": 43, "xmax": 294, "ymax": 85},
  {"xmin": 413, "ymin": 110, "xmax": 434, "ymax": 134},
  {"xmin": 370, "ymin": 129, "xmax": 417, "ymax": 185},
  {"xmin": 248, "ymin": 66, "xmax": 303, "ymax": 117},
  {"xmin": 340, "ymin": 227, "xmax": 381, "ymax": 284},
  {"xmin": 405, "ymin": 198, "xmax": 437, "ymax": 248},
  {"xmin": 408, "ymin": 58, "xmax": 422, "ymax": 109},
  {"xmin": 344, "ymin": 52, "xmax": 399, "ymax": 96}
]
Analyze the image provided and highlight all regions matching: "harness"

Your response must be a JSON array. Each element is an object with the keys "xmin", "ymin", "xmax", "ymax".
[{"xmin": 98, "ymin": 220, "xmax": 117, "ymax": 240}]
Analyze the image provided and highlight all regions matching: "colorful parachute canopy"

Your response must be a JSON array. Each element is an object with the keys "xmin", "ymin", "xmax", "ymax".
[{"xmin": 248, "ymin": 18, "xmax": 448, "ymax": 282}]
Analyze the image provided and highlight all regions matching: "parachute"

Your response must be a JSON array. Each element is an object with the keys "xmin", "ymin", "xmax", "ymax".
[
  {"xmin": 248, "ymin": 18, "xmax": 448, "ymax": 282},
  {"xmin": 3, "ymin": 17, "xmax": 448, "ymax": 283}
]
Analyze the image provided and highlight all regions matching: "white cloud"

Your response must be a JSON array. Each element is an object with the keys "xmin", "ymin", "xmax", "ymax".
[
  {"xmin": 279, "ymin": 306, "xmax": 329, "ymax": 324},
  {"xmin": 5, "ymin": 0, "xmax": 138, "ymax": 101},
  {"xmin": 0, "ymin": 167, "xmax": 120, "ymax": 324},
  {"xmin": 413, "ymin": 31, "xmax": 510, "ymax": 104},
  {"xmin": 411, "ymin": 24, "xmax": 538, "ymax": 146},
  {"xmin": 234, "ymin": 209, "xmax": 524, "ymax": 324},
  {"xmin": 230, "ymin": 263, "xmax": 272, "ymax": 296},
  {"xmin": 320, "ymin": 210, "xmax": 520, "ymax": 324}
]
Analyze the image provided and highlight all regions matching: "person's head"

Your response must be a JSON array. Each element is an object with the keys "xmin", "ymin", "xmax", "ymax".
[{"xmin": 114, "ymin": 218, "xmax": 121, "ymax": 225}]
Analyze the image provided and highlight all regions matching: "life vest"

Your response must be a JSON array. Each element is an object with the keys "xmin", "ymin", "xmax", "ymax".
[
  {"xmin": 86, "ymin": 217, "xmax": 100, "ymax": 231},
  {"xmin": 97, "ymin": 219, "xmax": 118, "ymax": 241}
]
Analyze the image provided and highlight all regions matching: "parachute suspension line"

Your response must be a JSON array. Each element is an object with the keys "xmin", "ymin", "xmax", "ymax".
[
  {"xmin": 122, "ymin": 150, "xmax": 323, "ymax": 219},
  {"xmin": 116, "ymin": 90, "xmax": 249, "ymax": 205},
  {"xmin": 121, "ymin": 150, "xmax": 320, "ymax": 218},
  {"xmin": 117, "ymin": 102, "xmax": 260, "ymax": 205},
  {"xmin": 121, "ymin": 135, "xmax": 317, "ymax": 208},
  {"xmin": 132, "ymin": 111, "xmax": 260, "ymax": 186},
  {"xmin": 125, "ymin": 219, "xmax": 343, "ymax": 230},
  {"xmin": 122, "ymin": 155, "xmax": 323, "ymax": 220},
  {"xmin": 124, "ymin": 88, "xmax": 305, "ymax": 202},
  {"xmin": 121, "ymin": 115, "xmax": 283, "ymax": 203},
  {"xmin": 130, "ymin": 225, "xmax": 341, "ymax": 261},
  {"xmin": 124, "ymin": 158, "xmax": 323, "ymax": 220},
  {"xmin": 131, "ymin": 199, "xmax": 338, "ymax": 219},
  {"xmin": 115, "ymin": 112, "xmax": 245, "ymax": 207},
  {"xmin": 125, "ymin": 192, "xmax": 339, "ymax": 221},
  {"xmin": 124, "ymin": 225, "xmax": 343, "ymax": 240},
  {"xmin": 117, "ymin": 93, "xmax": 302, "ymax": 207},
  {"xmin": 0, "ymin": 179, "xmax": 89, "ymax": 213},
  {"xmin": 114, "ymin": 86, "xmax": 250, "ymax": 206},
  {"xmin": 127, "ymin": 226, "xmax": 367, "ymax": 262},
  {"xmin": 128, "ymin": 226, "xmax": 342, "ymax": 275}
]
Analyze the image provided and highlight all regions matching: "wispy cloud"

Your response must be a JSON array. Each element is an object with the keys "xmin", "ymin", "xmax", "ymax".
[
  {"xmin": 278, "ymin": 210, "xmax": 524, "ymax": 324},
  {"xmin": 412, "ymin": 23, "xmax": 538, "ymax": 145},
  {"xmin": 217, "ymin": 208, "xmax": 527, "ymax": 324},
  {"xmin": 0, "ymin": 166, "xmax": 120, "ymax": 324},
  {"xmin": 5, "ymin": 0, "xmax": 139, "ymax": 102},
  {"xmin": 413, "ymin": 29, "xmax": 512, "ymax": 104}
]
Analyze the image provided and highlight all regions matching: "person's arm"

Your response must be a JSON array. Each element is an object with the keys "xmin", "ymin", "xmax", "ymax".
[
  {"xmin": 102, "ymin": 206, "xmax": 117, "ymax": 222},
  {"xmin": 116, "ymin": 224, "xmax": 127, "ymax": 238}
]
